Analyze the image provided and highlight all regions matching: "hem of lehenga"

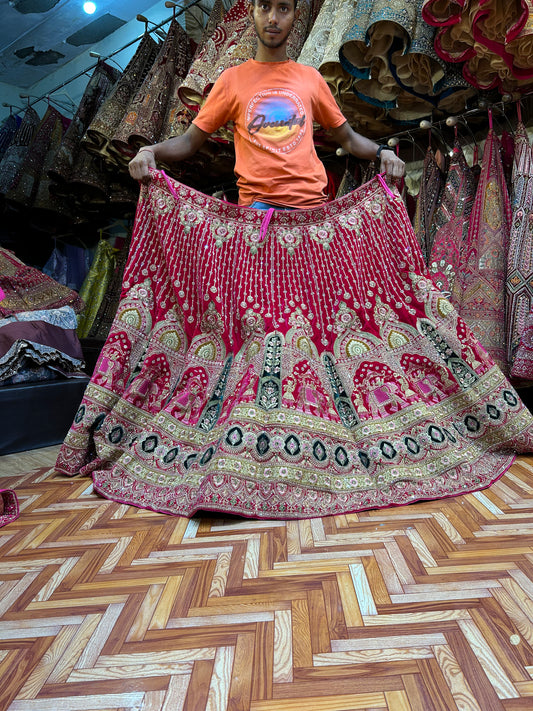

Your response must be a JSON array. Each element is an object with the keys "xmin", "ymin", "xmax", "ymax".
[{"xmin": 90, "ymin": 453, "xmax": 515, "ymax": 521}]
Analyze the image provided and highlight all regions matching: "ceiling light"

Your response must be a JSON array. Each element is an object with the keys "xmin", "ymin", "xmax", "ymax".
[{"xmin": 83, "ymin": 2, "xmax": 96, "ymax": 14}]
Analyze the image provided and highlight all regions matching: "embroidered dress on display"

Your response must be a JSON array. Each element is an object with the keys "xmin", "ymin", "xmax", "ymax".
[{"xmin": 55, "ymin": 169, "xmax": 533, "ymax": 519}]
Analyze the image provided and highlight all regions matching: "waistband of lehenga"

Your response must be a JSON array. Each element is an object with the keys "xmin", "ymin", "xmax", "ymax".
[{"xmin": 146, "ymin": 169, "xmax": 398, "ymax": 228}]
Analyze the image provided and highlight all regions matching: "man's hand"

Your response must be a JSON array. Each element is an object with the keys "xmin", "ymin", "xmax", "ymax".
[
  {"xmin": 379, "ymin": 148, "xmax": 405, "ymax": 182},
  {"xmin": 129, "ymin": 147, "xmax": 157, "ymax": 184}
]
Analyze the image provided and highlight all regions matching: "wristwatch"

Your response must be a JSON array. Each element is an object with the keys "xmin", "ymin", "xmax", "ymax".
[{"xmin": 375, "ymin": 144, "xmax": 390, "ymax": 161}]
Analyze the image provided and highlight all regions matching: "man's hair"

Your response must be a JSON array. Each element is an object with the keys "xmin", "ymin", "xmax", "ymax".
[{"xmin": 251, "ymin": 0, "xmax": 298, "ymax": 7}]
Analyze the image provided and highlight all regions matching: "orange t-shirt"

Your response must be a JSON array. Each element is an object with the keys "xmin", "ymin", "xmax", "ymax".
[{"xmin": 193, "ymin": 59, "xmax": 347, "ymax": 208}]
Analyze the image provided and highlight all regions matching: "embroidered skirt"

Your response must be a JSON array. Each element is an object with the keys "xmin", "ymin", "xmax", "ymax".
[{"xmin": 55, "ymin": 170, "xmax": 533, "ymax": 518}]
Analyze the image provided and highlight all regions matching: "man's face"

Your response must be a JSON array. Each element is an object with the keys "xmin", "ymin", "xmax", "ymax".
[{"xmin": 250, "ymin": 0, "xmax": 296, "ymax": 50}]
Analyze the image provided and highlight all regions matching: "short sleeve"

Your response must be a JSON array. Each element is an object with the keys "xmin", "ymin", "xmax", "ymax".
[
  {"xmin": 192, "ymin": 72, "xmax": 234, "ymax": 135},
  {"xmin": 311, "ymin": 71, "xmax": 347, "ymax": 130}
]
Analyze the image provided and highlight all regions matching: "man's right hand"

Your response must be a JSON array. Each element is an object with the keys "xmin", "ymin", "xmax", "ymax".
[{"xmin": 128, "ymin": 147, "xmax": 156, "ymax": 184}]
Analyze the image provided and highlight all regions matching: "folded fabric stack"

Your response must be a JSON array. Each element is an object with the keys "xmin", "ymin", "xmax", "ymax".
[{"xmin": 0, "ymin": 247, "xmax": 86, "ymax": 386}]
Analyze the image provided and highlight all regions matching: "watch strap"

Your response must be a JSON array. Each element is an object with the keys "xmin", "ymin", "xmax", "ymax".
[{"xmin": 375, "ymin": 144, "xmax": 389, "ymax": 160}]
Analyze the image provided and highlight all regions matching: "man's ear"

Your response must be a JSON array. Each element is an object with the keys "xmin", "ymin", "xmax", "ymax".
[{"xmin": 248, "ymin": 1, "xmax": 255, "ymax": 21}]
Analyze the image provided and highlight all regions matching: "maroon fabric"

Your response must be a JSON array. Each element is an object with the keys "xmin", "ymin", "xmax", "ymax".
[{"xmin": 0, "ymin": 490, "xmax": 19, "ymax": 529}]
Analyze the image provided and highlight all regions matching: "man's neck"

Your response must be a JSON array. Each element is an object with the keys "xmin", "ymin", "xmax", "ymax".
[{"xmin": 254, "ymin": 46, "xmax": 289, "ymax": 62}]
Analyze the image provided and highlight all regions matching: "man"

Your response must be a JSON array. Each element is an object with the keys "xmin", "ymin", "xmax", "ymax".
[{"xmin": 129, "ymin": 0, "xmax": 405, "ymax": 207}]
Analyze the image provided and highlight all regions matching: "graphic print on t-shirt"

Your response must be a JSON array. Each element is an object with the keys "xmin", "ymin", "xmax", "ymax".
[{"xmin": 245, "ymin": 88, "xmax": 306, "ymax": 154}]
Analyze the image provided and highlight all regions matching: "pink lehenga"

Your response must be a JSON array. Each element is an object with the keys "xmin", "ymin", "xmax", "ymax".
[
  {"xmin": 428, "ymin": 142, "xmax": 478, "ymax": 303},
  {"xmin": 55, "ymin": 170, "xmax": 533, "ymax": 519},
  {"xmin": 454, "ymin": 115, "xmax": 512, "ymax": 375},
  {"xmin": 506, "ymin": 120, "xmax": 533, "ymax": 372}
]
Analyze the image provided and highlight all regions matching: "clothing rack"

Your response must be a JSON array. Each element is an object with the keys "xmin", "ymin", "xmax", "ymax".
[
  {"xmin": 375, "ymin": 91, "xmax": 533, "ymax": 149},
  {"xmin": 21, "ymin": 0, "xmax": 205, "ymax": 114}
]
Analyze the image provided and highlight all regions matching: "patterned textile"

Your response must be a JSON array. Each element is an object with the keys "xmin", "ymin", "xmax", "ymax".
[
  {"xmin": 178, "ymin": 0, "xmax": 250, "ymax": 111},
  {"xmin": 6, "ymin": 106, "xmax": 67, "ymax": 209},
  {"xmin": 0, "ymin": 364, "xmax": 58, "ymax": 387},
  {"xmin": 413, "ymin": 145, "xmax": 447, "ymax": 264},
  {"xmin": 31, "ymin": 110, "xmax": 71, "ymax": 226},
  {"xmin": 83, "ymin": 33, "xmax": 160, "ymax": 160},
  {"xmin": 422, "ymin": 0, "xmax": 533, "ymax": 93},
  {"xmin": 55, "ymin": 170, "xmax": 533, "ymax": 519},
  {"xmin": 48, "ymin": 62, "xmax": 120, "ymax": 189},
  {"xmin": 508, "ymin": 122, "xmax": 533, "ymax": 378},
  {"xmin": 77, "ymin": 239, "xmax": 118, "ymax": 339},
  {"xmin": 0, "ymin": 106, "xmax": 39, "ymax": 195},
  {"xmin": 339, "ymin": 0, "xmax": 443, "ymax": 102},
  {"xmin": 159, "ymin": 0, "xmax": 226, "ymax": 143},
  {"xmin": 298, "ymin": 0, "xmax": 356, "ymax": 100},
  {"xmin": 512, "ymin": 310, "xmax": 533, "ymax": 378},
  {"xmin": 0, "ymin": 114, "xmax": 22, "ymax": 162},
  {"xmin": 0, "ymin": 248, "xmax": 84, "ymax": 316},
  {"xmin": 0, "ymin": 306, "xmax": 85, "ymax": 380},
  {"xmin": 86, "ymin": 232, "xmax": 132, "ymax": 342},
  {"xmin": 506, "ymin": 122, "xmax": 533, "ymax": 366},
  {"xmin": 0, "ymin": 490, "xmax": 19, "ymax": 529},
  {"xmin": 456, "ymin": 121, "xmax": 512, "ymax": 375},
  {"xmin": 428, "ymin": 143, "xmax": 477, "ymax": 304},
  {"xmin": 335, "ymin": 166, "xmax": 359, "ymax": 198},
  {"xmin": 111, "ymin": 21, "xmax": 192, "ymax": 161}
]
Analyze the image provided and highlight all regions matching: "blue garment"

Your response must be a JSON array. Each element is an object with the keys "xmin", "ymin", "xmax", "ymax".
[{"xmin": 251, "ymin": 201, "xmax": 294, "ymax": 211}]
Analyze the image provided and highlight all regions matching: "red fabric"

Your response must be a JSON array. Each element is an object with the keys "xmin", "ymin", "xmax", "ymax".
[
  {"xmin": 0, "ymin": 248, "xmax": 84, "ymax": 317},
  {"xmin": 455, "ymin": 128, "xmax": 512, "ymax": 374},
  {"xmin": 55, "ymin": 170, "xmax": 533, "ymax": 519},
  {"xmin": 0, "ymin": 490, "xmax": 19, "ymax": 528}
]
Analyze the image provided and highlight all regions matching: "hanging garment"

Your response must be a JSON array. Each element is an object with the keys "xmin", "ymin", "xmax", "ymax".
[
  {"xmin": 159, "ymin": 0, "xmax": 226, "ymax": 143},
  {"xmin": 339, "ymin": 0, "xmax": 444, "ymax": 107},
  {"xmin": 428, "ymin": 142, "xmax": 477, "ymax": 304},
  {"xmin": 48, "ymin": 61, "xmax": 120, "ymax": 189},
  {"xmin": 55, "ymin": 170, "xmax": 533, "ymax": 519},
  {"xmin": 297, "ymin": 0, "xmax": 356, "ymax": 99},
  {"xmin": 413, "ymin": 145, "xmax": 447, "ymax": 263},
  {"xmin": 86, "ymin": 232, "xmax": 132, "ymax": 342},
  {"xmin": 5, "ymin": 106, "xmax": 67, "ymax": 209},
  {"xmin": 422, "ymin": 0, "xmax": 533, "ymax": 93},
  {"xmin": 0, "ymin": 247, "xmax": 84, "ymax": 316},
  {"xmin": 111, "ymin": 20, "xmax": 192, "ymax": 162},
  {"xmin": 42, "ymin": 245, "xmax": 69, "ymax": 286},
  {"xmin": 30, "ymin": 111, "xmax": 72, "ymax": 228},
  {"xmin": 506, "ymin": 121, "xmax": 533, "ymax": 369},
  {"xmin": 0, "ymin": 490, "xmax": 18, "ymax": 529},
  {"xmin": 0, "ymin": 114, "xmax": 22, "ymax": 162},
  {"xmin": 335, "ymin": 166, "xmax": 359, "ymax": 198},
  {"xmin": 77, "ymin": 239, "xmax": 118, "ymax": 339},
  {"xmin": 0, "ymin": 106, "xmax": 39, "ymax": 195},
  {"xmin": 456, "ymin": 118, "xmax": 512, "ymax": 375},
  {"xmin": 178, "ymin": 0, "xmax": 250, "ymax": 111},
  {"xmin": 83, "ymin": 32, "xmax": 160, "ymax": 160}
]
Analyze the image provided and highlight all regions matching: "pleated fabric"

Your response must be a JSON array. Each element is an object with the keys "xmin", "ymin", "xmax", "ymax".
[
  {"xmin": 111, "ymin": 20, "xmax": 192, "ymax": 161},
  {"xmin": 428, "ymin": 143, "xmax": 478, "ymax": 306},
  {"xmin": 55, "ymin": 169, "xmax": 533, "ymax": 519},
  {"xmin": 455, "ymin": 121, "xmax": 512, "ymax": 375}
]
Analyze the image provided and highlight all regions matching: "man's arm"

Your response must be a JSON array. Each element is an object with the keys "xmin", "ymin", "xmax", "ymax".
[
  {"xmin": 128, "ymin": 124, "xmax": 210, "ymax": 183},
  {"xmin": 329, "ymin": 121, "xmax": 405, "ymax": 180}
]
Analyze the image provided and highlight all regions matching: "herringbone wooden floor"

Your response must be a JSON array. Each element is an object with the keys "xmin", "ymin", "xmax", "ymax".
[{"xmin": 0, "ymin": 446, "xmax": 532, "ymax": 710}]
